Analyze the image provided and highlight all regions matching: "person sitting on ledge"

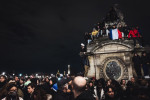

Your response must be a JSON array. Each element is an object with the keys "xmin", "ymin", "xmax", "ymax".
[
  {"xmin": 92, "ymin": 28, "xmax": 99, "ymax": 40},
  {"xmin": 128, "ymin": 27, "xmax": 142, "ymax": 47},
  {"xmin": 84, "ymin": 32, "xmax": 92, "ymax": 45}
]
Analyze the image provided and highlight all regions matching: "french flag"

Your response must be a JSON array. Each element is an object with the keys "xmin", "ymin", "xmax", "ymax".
[{"xmin": 109, "ymin": 28, "xmax": 122, "ymax": 40}]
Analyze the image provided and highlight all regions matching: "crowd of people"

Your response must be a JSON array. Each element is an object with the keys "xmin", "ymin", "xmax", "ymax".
[
  {"xmin": 0, "ymin": 5, "xmax": 149, "ymax": 100},
  {"xmin": 83, "ymin": 6, "xmax": 143, "ymax": 48},
  {"xmin": 83, "ymin": 23, "xmax": 143, "ymax": 47},
  {"xmin": 132, "ymin": 52, "xmax": 150, "ymax": 79},
  {"xmin": 80, "ymin": 6, "xmax": 146, "ymax": 79},
  {"xmin": 80, "ymin": 24, "xmax": 145, "ymax": 77},
  {"xmin": 0, "ymin": 73, "xmax": 150, "ymax": 100}
]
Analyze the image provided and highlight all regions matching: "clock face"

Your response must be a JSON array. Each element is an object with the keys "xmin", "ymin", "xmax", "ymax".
[{"xmin": 106, "ymin": 61, "xmax": 121, "ymax": 80}]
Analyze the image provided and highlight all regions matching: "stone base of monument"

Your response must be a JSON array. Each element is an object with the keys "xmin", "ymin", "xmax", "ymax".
[{"xmin": 85, "ymin": 39, "xmax": 150, "ymax": 81}]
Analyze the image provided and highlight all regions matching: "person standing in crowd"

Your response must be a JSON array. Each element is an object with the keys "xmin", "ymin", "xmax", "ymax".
[
  {"xmin": 32, "ymin": 87, "xmax": 47, "ymax": 100},
  {"xmin": 87, "ymin": 81, "xmax": 94, "ymax": 95},
  {"xmin": 2, "ymin": 83, "xmax": 23, "ymax": 100},
  {"xmin": 18, "ymin": 78, "xmax": 25, "ymax": 91},
  {"xmin": 52, "ymin": 78, "xmax": 70, "ymax": 100},
  {"xmin": 136, "ymin": 26, "xmax": 144, "ymax": 46},
  {"xmin": 25, "ymin": 83, "xmax": 36, "ymax": 100},
  {"xmin": 137, "ymin": 79, "xmax": 150, "ymax": 100},
  {"xmin": 66, "ymin": 77, "xmax": 74, "ymax": 100},
  {"xmin": 120, "ymin": 79, "xmax": 127, "ymax": 91},
  {"xmin": 132, "ymin": 52, "xmax": 142, "ymax": 79},
  {"xmin": 84, "ymin": 56, "xmax": 90, "ymax": 77},
  {"xmin": 101, "ymin": 26, "xmax": 107, "ymax": 37},
  {"xmin": 122, "ymin": 24, "xmax": 129, "ymax": 38},
  {"xmin": 141, "ymin": 52, "xmax": 150, "ymax": 77},
  {"xmin": 42, "ymin": 77, "xmax": 51, "ymax": 94},
  {"xmin": 80, "ymin": 43, "xmax": 86, "ymax": 75},
  {"xmin": 128, "ymin": 27, "xmax": 142, "ymax": 47},
  {"xmin": 118, "ymin": 24, "xmax": 124, "ymax": 39},
  {"xmin": 120, "ymin": 79, "xmax": 127, "ymax": 100},
  {"xmin": 105, "ymin": 86, "xmax": 120, "ymax": 100},
  {"xmin": 84, "ymin": 32, "xmax": 89, "ymax": 45},
  {"xmin": 136, "ymin": 26, "xmax": 142, "ymax": 36},
  {"xmin": 93, "ymin": 78, "xmax": 105, "ymax": 100},
  {"xmin": 130, "ymin": 77, "xmax": 138, "ymax": 87},
  {"xmin": 72, "ymin": 76, "xmax": 96, "ymax": 100},
  {"xmin": 65, "ymin": 77, "xmax": 73, "ymax": 93},
  {"xmin": 15, "ymin": 76, "xmax": 20, "ymax": 87},
  {"xmin": 50, "ymin": 77, "xmax": 58, "ymax": 94},
  {"xmin": 126, "ymin": 77, "xmax": 139, "ymax": 100},
  {"xmin": 108, "ymin": 79, "xmax": 122, "ymax": 100},
  {"xmin": 0, "ymin": 75, "xmax": 7, "ymax": 90}
]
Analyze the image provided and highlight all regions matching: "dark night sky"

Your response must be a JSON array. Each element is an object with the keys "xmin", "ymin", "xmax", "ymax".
[{"xmin": 0, "ymin": 0, "xmax": 150, "ymax": 74}]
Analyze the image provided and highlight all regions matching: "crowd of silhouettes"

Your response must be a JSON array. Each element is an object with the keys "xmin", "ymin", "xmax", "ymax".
[{"xmin": 0, "ymin": 74, "xmax": 150, "ymax": 100}]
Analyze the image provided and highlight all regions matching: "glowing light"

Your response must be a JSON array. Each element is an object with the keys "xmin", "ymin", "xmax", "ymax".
[
  {"xmin": 2, "ymin": 72, "xmax": 5, "ymax": 75},
  {"xmin": 60, "ymin": 74, "xmax": 63, "ymax": 77},
  {"xmin": 19, "ymin": 73, "xmax": 22, "ymax": 77}
]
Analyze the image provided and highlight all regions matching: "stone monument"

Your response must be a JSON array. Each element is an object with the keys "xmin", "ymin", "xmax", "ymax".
[
  {"xmin": 85, "ymin": 37, "xmax": 150, "ymax": 81},
  {"xmin": 82, "ymin": 5, "xmax": 150, "ymax": 81}
]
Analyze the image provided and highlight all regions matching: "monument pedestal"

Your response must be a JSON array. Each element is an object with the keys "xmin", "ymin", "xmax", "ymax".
[{"xmin": 86, "ymin": 39, "xmax": 150, "ymax": 81}]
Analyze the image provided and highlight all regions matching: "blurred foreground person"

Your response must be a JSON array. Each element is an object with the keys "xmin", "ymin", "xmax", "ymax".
[
  {"xmin": 0, "ymin": 75, "xmax": 7, "ymax": 90},
  {"xmin": 32, "ymin": 87, "xmax": 47, "ymax": 100},
  {"xmin": 72, "ymin": 76, "xmax": 95, "ymax": 100},
  {"xmin": 2, "ymin": 83, "xmax": 23, "ymax": 100}
]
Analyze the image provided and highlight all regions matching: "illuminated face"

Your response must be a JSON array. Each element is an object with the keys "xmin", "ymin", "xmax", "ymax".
[
  {"xmin": 27, "ymin": 86, "xmax": 35, "ymax": 94},
  {"xmin": 0, "ymin": 76, "xmax": 5, "ymax": 82},
  {"xmin": 143, "ymin": 53, "xmax": 146, "ymax": 56},
  {"xmin": 10, "ymin": 86, "xmax": 17, "ymax": 92},
  {"xmin": 112, "ymin": 25, "xmax": 116, "ymax": 28},
  {"xmin": 107, "ymin": 81, "xmax": 111, "ymax": 86},
  {"xmin": 107, "ymin": 88, "xmax": 114, "ymax": 98},
  {"xmin": 45, "ymin": 78, "xmax": 49, "ymax": 82},
  {"xmin": 15, "ymin": 77, "xmax": 19, "ymax": 82},
  {"xmin": 131, "ymin": 78, "xmax": 135, "ymax": 83},
  {"xmin": 89, "ymin": 82, "xmax": 93, "ymax": 87},
  {"xmin": 122, "ymin": 80, "xmax": 126, "ymax": 85},
  {"xmin": 134, "ymin": 53, "xmax": 137, "ymax": 56},
  {"xmin": 49, "ymin": 80, "xmax": 53, "ymax": 85}
]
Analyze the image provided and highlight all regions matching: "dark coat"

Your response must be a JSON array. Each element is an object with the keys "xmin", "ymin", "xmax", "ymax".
[
  {"xmin": 132, "ymin": 55, "xmax": 141, "ymax": 66},
  {"xmin": 0, "ymin": 81, "xmax": 7, "ymax": 90},
  {"xmin": 74, "ymin": 90, "xmax": 96, "ymax": 100},
  {"xmin": 52, "ymin": 90, "xmax": 69, "ymax": 100},
  {"xmin": 141, "ymin": 55, "xmax": 149, "ymax": 65}
]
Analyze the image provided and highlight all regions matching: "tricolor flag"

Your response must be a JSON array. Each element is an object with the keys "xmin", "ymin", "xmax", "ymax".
[{"xmin": 109, "ymin": 28, "xmax": 122, "ymax": 40}]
